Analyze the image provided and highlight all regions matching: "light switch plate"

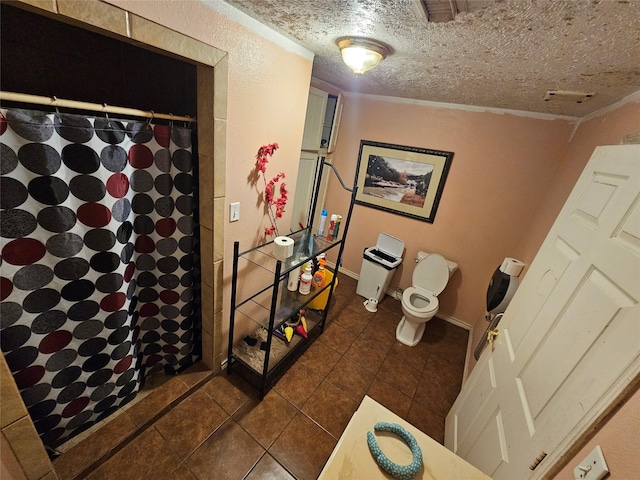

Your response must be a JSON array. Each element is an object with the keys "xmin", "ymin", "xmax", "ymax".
[
  {"xmin": 230, "ymin": 202, "xmax": 240, "ymax": 222},
  {"xmin": 573, "ymin": 445, "xmax": 609, "ymax": 480}
]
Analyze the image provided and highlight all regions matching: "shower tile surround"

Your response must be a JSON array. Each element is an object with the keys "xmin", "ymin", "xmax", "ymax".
[
  {"xmin": 1, "ymin": 0, "xmax": 227, "ymax": 477},
  {"xmin": 52, "ymin": 274, "xmax": 469, "ymax": 480}
]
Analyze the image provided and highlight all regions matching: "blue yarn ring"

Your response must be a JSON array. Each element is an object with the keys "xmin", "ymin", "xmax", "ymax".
[{"xmin": 367, "ymin": 422, "xmax": 423, "ymax": 480}]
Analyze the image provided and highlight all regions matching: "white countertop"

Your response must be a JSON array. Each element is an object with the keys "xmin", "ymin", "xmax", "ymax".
[{"xmin": 318, "ymin": 396, "xmax": 492, "ymax": 480}]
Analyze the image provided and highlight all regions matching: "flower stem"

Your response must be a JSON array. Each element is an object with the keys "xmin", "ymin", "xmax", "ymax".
[{"xmin": 262, "ymin": 172, "xmax": 280, "ymax": 237}]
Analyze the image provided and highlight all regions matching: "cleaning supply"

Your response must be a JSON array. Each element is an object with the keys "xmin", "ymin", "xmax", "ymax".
[
  {"xmin": 298, "ymin": 263, "xmax": 313, "ymax": 295},
  {"xmin": 307, "ymin": 267, "xmax": 338, "ymax": 310},
  {"xmin": 287, "ymin": 262, "xmax": 301, "ymax": 291},
  {"xmin": 317, "ymin": 209, "xmax": 328, "ymax": 236},
  {"xmin": 312, "ymin": 259, "xmax": 326, "ymax": 289},
  {"xmin": 327, "ymin": 214, "xmax": 337, "ymax": 240},
  {"xmin": 332, "ymin": 215, "xmax": 342, "ymax": 239}
]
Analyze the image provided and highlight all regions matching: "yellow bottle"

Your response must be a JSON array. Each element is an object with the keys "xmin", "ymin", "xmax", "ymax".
[{"xmin": 312, "ymin": 259, "xmax": 326, "ymax": 289}]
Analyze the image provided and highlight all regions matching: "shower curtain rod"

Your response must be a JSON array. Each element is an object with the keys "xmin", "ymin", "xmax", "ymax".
[{"xmin": 0, "ymin": 91, "xmax": 196, "ymax": 123}]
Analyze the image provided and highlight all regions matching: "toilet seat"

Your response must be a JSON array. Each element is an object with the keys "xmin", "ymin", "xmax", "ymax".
[
  {"xmin": 412, "ymin": 254, "xmax": 449, "ymax": 295},
  {"xmin": 397, "ymin": 252, "xmax": 456, "ymax": 346},
  {"xmin": 402, "ymin": 287, "xmax": 439, "ymax": 316}
]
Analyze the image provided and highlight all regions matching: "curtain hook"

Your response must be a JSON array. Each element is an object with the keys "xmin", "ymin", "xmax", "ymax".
[
  {"xmin": 102, "ymin": 103, "xmax": 111, "ymax": 126},
  {"xmin": 169, "ymin": 113, "xmax": 174, "ymax": 128},
  {"xmin": 147, "ymin": 110, "xmax": 155, "ymax": 126},
  {"xmin": 51, "ymin": 96, "xmax": 60, "ymax": 116},
  {"xmin": 185, "ymin": 115, "xmax": 192, "ymax": 129}
]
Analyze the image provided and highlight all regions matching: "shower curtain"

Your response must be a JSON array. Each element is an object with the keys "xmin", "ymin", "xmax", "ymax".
[{"xmin": 0, "ymin": 108, "xmax": 199, "ymax": 448}]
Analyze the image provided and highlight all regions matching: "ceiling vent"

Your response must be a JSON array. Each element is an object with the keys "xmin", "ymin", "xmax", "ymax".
[
  {"xmin": 415, "ymin": 0, "xmax": 495, "ymax": 23},
  {"xmin": 544, "ymin": 90, "xmax": 596, "ymax": 104}
]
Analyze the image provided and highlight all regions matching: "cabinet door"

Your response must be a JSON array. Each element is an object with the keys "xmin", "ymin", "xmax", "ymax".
[
  {"xmin": 327, "ymin": 94, "xmax": 343, "ymax": 153},
  {"xmin": 301, "ymin": 86, "xmax": 328, "ymax": 151},
  {"xmin": 289, "ymin": 151, "xmax": 319, "ymax": 231}
]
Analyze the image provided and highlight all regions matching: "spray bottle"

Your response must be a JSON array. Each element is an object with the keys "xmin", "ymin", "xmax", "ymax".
[
  {"xmin": 312, "ymin": 259, "xmax": 326, "ymax": 289},
  {"xmin": 298, "ymin": 263, "xmax": 313, "ymax": 295},
  {"xmin": 327, "ymin": 214, "xmax": 337, "ymax": 241},
  {"xmin": 317, "ymin": 209, "xmax": 328, "ymax": 236},
  {"xmin": 332, "ymin": 215, "xmax": 342, "ymax": 240}
]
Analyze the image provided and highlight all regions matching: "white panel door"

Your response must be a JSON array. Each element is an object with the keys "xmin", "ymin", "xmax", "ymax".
[
  {"xmin": 301, "ymin": 86, "xmax": 327, "ymax": 151},
  {"xmin": 290, "ymin": 87, "xmax": 329, "ymax": 231},
  {"xmin": 289, "ymin": 151, "xmax": 319, "ymax": 231},
  {"xmin": 445, "ymin": 145, "xmax": 640, "ymax": 479},
  {"xmin": 327, "ymin": 94, "xmax": 343, "ymax": 153}
]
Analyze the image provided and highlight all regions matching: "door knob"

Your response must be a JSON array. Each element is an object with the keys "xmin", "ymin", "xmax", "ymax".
[{"xmin": 487, "ymin": 329, "xmax": 499, "ymax": 351}]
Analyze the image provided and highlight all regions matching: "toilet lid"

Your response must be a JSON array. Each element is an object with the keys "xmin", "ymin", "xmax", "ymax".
[{"xmin": 413, "ymin": 254, "xmax": 449, "ymax": 295}]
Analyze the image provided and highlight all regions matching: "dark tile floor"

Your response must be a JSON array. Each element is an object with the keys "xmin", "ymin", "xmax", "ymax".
[{"xmin": 53, "ymin": 274, "xmax": 469, "ymax": 480}]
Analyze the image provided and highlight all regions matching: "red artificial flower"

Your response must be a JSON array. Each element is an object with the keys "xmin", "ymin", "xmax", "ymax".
[
  {"xmin": 254, "ymin": 143, "xmax": 287, "ymax": 237},
  {"xmin": 255, "ymin": 143, "xmax": 279, "ymax": 174}
]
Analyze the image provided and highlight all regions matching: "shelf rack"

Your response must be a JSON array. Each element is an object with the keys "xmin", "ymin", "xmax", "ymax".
[{"xmin": 227, "ymin": 156, "xmax": 356, "ymax": 398}]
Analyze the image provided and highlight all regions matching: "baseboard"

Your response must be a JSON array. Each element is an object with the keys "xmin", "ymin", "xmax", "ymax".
[
  {"xmin": 434, "ymin": 312, "xmax": 471, "ymax": 330},
  {"xmin": 326, "ymin": 262, "xmax": 358, "ymax": 280},
  {"xmin": 463, "ymin": 327, "xmax": 474, "ymax": 383}
]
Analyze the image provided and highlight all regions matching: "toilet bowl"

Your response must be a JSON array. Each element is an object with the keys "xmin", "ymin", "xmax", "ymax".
[{"xmin": 397, "ymin": 252, "xmax": 457, "ymax": 346}]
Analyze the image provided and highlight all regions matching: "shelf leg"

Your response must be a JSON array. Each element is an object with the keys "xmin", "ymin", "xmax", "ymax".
[
  {"xmin": 227, "ymin": 241, "xmax": 240, "ymax": 375},
  {"xmin": 259, "ymin": 259, "xmax": 282, "ymax": 397}
]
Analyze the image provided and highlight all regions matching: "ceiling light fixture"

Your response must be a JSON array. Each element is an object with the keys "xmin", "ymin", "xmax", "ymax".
[{"xmin": 336, "ymin": 37, "xmax": 390, "ymax": 74}]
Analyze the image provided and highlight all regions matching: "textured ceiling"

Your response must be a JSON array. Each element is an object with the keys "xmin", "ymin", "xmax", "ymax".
[{"xmin": 218, "ymin": 0, "xmax": 640, "ymax": 117}]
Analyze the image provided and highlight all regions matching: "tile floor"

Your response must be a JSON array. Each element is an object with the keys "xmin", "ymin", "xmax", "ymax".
[{"xmin": 53, "ymin": 274, "xmax": 469, "ymax": 480}]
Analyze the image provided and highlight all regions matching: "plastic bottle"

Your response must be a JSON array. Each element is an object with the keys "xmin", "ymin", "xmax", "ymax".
[
  {"xmin": 312, "ymin": 259, "xmax": 326, "ymax": 289},
  {"xmin": 332, "ymin": 215, "xmax": 342, "ymax": 240},
  {"xmin": 327, "ymin": 214, "xmax": 337, "ymax": 240},
  {"xmin": 298, "ymin": 263, "xmax": 313, "ymax": 295},
  {"xmin": 287, "ymin": 264, "xmax": 301, "ymax": 291},
  {"xmin": 317, "ymin": 209, "xmax": 328, "ymax": 236}
]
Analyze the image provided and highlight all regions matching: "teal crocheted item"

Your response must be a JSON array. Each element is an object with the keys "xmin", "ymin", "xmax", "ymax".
[{"xmin": 367, "ymin": 422, "xmax": 423, "ymax": 480}]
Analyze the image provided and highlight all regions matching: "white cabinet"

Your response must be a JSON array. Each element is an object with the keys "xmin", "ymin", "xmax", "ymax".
[
  {"xmin": 300, "ymin": 86, "xmax": 343, "ymax": 153},
  {"xmin": 291, "ymin": 86, "xmax": 343, "ymax": 232},
  {"xmin": 325, "ymin": 93, "xmax": 343, "ymax": 153},
  {"xmin": 301, "ymin": 86, "xmax": 328, "ymax": 151}
]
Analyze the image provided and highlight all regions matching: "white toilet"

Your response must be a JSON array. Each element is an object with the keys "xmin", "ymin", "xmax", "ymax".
[{"xmin": 396, "ymin": 252, "xmax": 458, "ymax": 346}]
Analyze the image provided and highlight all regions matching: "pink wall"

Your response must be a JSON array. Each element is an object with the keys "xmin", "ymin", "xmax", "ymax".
[
  {"xmin": 552, "ymin": 388, "xmax": 640, "ymax": 479},
  {"xmin": 517, "ymin": 99, "xmax": 640, "ymax": 264},
  {"xmin": 323, "ymin": 95, "xmax": 572, "ymax": 327}
]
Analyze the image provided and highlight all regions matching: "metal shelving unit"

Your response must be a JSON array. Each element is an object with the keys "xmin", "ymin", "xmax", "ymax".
[{"xmin": 227, "ymin": 157, "xmax": 356, "ymax": 398}]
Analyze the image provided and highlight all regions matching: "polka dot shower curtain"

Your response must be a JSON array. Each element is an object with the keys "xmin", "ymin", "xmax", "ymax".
[{"xmin": 0, "ymin": 109, "xmax": 199, "ymax": 449}]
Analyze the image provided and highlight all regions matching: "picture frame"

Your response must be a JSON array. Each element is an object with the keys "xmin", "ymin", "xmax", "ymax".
[{"xmin": 354, "ymin": 140, "xmax": 454, "ymax": 223}]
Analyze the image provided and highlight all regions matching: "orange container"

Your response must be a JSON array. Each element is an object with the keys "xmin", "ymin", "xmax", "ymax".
[{"xmin": 307, "ymin": 268, "xmax": 338, "ymax": 310}]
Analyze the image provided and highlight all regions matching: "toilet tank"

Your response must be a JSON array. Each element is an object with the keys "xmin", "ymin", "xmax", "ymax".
[{"xmin": 417, "ymin": 251, "xmax": 458, "ymax": 277}]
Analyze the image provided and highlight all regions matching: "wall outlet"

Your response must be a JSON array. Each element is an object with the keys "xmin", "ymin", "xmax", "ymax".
[
  {"xmin": 230, "ymin": 202, "xmax": 240, "ymax": 222},
  {"xmin": 573, "ymin": 445, "xmax": 609, "ymax": 480}
]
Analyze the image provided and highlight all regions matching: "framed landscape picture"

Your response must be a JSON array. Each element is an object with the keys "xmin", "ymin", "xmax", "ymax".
[{"xmin": 354, "ymin": 140, "xmax": 454, "ymax": 223}]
